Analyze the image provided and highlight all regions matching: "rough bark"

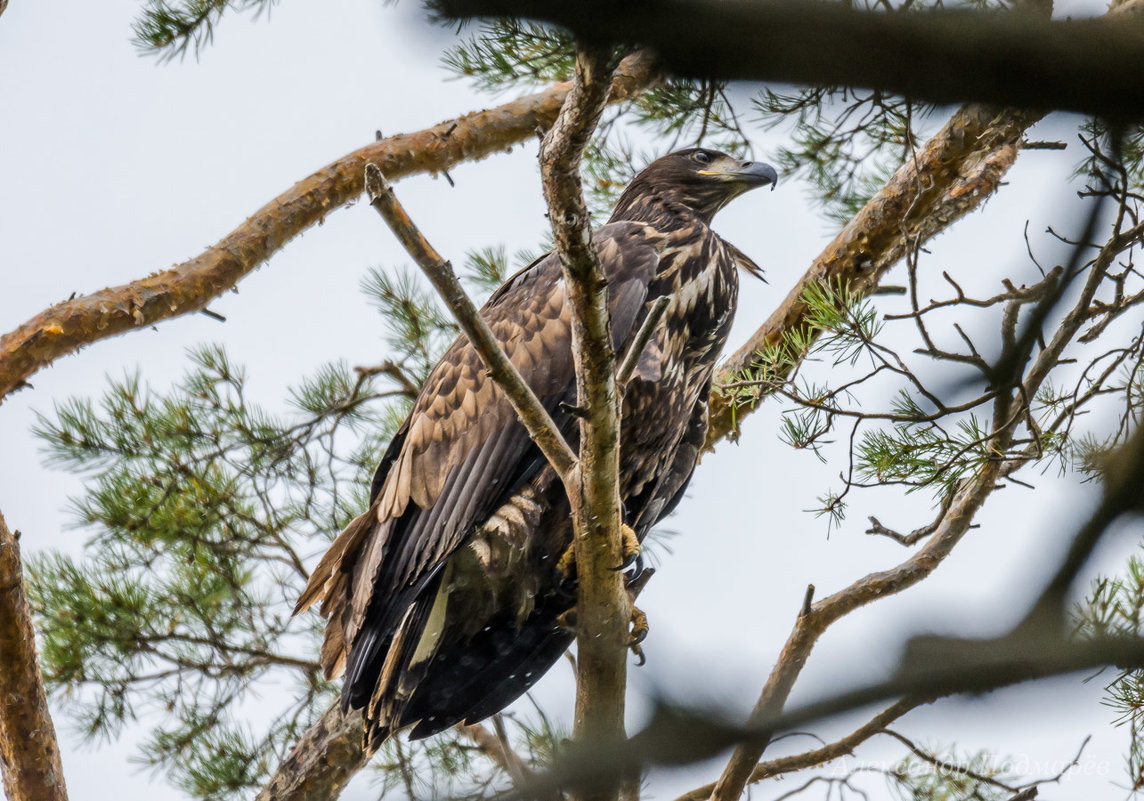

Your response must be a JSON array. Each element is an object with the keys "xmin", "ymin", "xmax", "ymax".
[
  {"xmin": 0, "ymin": 50, "xmax": 657, "ymax": 404},
  {"xmin": 439, "ymin": 0, "xmax": 1144, "ymax": 118},
  {"xmin": 0, "ymin": 512, "xmax": 68, "ymax": 801},
  {"xmin": 538, "ymin": 45, "xmax": 631, "ymax": 801},
  {"xmin": 254, "ymin": 704, "xmax": 366, "ymax": 801}
]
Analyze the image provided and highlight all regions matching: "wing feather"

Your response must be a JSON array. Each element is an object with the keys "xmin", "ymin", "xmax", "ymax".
[{"xmin": 295, "ymin": 221, "xmax": 664, "ymax": 708}]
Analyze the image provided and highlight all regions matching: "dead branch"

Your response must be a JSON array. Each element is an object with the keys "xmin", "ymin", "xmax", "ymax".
[
  {"xmin": 438, "ymin": 0, "xmax": 1144, "ymax": 117},
  {"xmin": 703, "ymin": 0, "xmax": 1144, "ymax": 447},
  {"xmin": 538, "ymin": 44, "xmax": 632, "ymax": 801},
  {"xmin": 0, "ymin": 511, "xmax": 68, "ymax": 801},
  {"xmin": 458, "ymin": 719, "xmax": 535, "ymax": 786},
  {"xmin": 364, "ymin": 163, "xmax": 578, "ymax": 477},
  {"xmin": 881, "ymin": 728, "xmax": 1020, "ymax": 793},
  {"xmin": 0, "ymin": 51, "xmax": 657, "ymax": 404}
]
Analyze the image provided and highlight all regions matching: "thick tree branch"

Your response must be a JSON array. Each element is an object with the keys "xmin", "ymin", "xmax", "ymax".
[
  {"xmin": 365, "ymin": 163, "xmax": 578, "ymax": 478},
  {"xmin": 439, "ymin": 0, "xmax": 1144, "ymax": 118},
  {"xmin": 254, "ymin": 704, "xmax": 366, "ymax": 801},
  {"xmin": 538, "ymin": 44, "xmax": 631, "ymax": 801},
  {"xmin": 0, "ymin": 51, "xmax": 658, "ymax": 404},
  {"xmin": 0, "ymin": 511, "xmax": 68, "ymax": 801}
]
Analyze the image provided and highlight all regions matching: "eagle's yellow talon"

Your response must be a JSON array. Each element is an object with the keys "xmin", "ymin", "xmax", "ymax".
[
  {"xmin": 616, "ymin": 524, "xmax": 641, "ymax": 571},
  {"xmin": 556, "ymin": 544, "xmax": 577, "ymax": 583},
  {"xmin": 557, "ymin": 607, "xmax": 578, "ymax": 632},
  {"xmin": 629, "ymin": 605, "xmax": 648, "ymax": 645}
]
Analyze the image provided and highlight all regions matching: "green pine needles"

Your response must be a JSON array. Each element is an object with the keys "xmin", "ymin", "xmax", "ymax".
[{"xmin": 26, "ymin": 249, "xmax": 569, "ymax": 799}]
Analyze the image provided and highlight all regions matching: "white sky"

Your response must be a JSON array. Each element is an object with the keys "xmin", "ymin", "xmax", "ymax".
[{"xmin": 1, "ymin": 1, "xmax": 1140, "ymax": 799}]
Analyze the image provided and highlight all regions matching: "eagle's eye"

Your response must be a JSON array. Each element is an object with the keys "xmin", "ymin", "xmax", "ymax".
[{"xmin": 692, "ymin": 150, "xmax": 712, "ymax": 164}]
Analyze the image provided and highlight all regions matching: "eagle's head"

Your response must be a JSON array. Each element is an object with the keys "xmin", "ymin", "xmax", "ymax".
[{"xmin": 609, "ymin": 147, "xmax": 778, "ymax": 226}]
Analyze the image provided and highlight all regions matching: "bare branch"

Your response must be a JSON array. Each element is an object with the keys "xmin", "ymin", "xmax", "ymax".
[
  {"xmin": 0, "ymin": 51, "xmax": 658, "ymax": 404},
  {"xmin": 0, "ymin": 511, "xmax": 68, "ymax": 801},
  {"xmin": 458, "ymin": 719, "xmax": 535, "ymax": 786},
  {"xmin": 881, "ymin": 728, "xmax": 1020, "ymax": 792},
  {"xmin": 353, "ymin": 360, "xmax": 419, "ymax": 398},
  {"xmin": 708, "ymin": 377, "xmax": 1021, "ymax": 801},
  {"xmin": 364, "ymin": 163, "xmax": 578, "ymax": 478},
  {"xmin": 438, "ymin": 0, "xmax": 1144, "ymax": 117}
]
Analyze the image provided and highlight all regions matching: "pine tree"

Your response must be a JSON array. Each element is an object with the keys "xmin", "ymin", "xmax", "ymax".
[{"xmin": 4, "ymin": 2, "xmax": 1144, "ymax": 801}]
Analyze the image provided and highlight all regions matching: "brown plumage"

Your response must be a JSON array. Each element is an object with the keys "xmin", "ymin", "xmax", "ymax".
[{"xmin": 295, "ymin": 148, "xmax": 777, "ymax": 748}]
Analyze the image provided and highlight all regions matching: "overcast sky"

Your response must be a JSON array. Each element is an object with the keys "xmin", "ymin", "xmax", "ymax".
[{"xmin": 1, "ymin": 1, "xmax": 1140, "ymax": 799}]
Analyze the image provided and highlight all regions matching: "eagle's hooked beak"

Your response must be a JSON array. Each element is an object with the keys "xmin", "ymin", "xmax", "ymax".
[
  {"xmin": 735, "ymin": 161, "xmax": 778, "ymax": 190},
  {"xmin": 699, "ymin": 159, "xmax": 779, "ymax": 190}
]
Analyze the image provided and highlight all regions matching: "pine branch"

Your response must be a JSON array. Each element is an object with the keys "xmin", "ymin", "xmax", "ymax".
[
  {"xmin": 364, "ymin": 163, "xmax": 577, "ymax": 477},
  {"xmin": 438, "ymin": 0, "xmax": 1144, "ymax": 117},
  {"xmin": 538, "ymin": 45, "xmax": 631, "ymax": 801},
  {"xmin": 0, "ymin": 51, "xmax": 657, "ymax": 405},
  {"xmin": 0, "ymin": 510, "xmax": 68, "ymax": 801}
]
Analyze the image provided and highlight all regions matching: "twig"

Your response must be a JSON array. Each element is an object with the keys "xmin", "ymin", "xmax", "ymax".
[
  {"xmin": 866, "ymin": 493, "xmax": 956, "ymax": 546},
  {"xmin": 672, "ymin": 696, "xmax": 928, "ymax": 801},
  {"xmin": 882, "ymin": 728, "xmax": 1019, "ymax": 792},
  {"xmin": 0, "ymin": 510, "xmax": 69, "ymax": 801},
  {"xmin": 364, "ymin": 163, "xmax": 577, "ymax": 478},
  {"xmin": 458, "ymin": 720, "xmax": 534, "ymax": 786},
  {"xmin": 353, "ymin": 360, "xmax": 419, "ymax": 398},
  {"xmin": 617, "ymin": 296, "xmax": 669, "ymax": 386},
  {"xmin": 707, "ymin": 378, "xmax": 1017, "ymax": 801}
]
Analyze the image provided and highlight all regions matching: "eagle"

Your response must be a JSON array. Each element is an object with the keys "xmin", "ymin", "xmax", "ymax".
[{"xmin": 295, "ymin": 148, "xmax": 777, "ymax": 749}]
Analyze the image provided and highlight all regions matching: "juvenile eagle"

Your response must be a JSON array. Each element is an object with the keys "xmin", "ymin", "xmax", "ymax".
[{"xmin": 296, "ymin": 148, "xmax": 777, "ymax": 748}]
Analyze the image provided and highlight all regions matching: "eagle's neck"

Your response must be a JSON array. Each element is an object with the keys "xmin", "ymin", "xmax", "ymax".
[{"xmin": 607, "ymin": 187, "xmax": 716, "ymax": 229}]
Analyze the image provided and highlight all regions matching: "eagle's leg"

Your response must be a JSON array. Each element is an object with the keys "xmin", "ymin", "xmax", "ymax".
[
  {"xmin": 555, "ymin": 523, "xmax": 641, "ymax": 583},
  {"xmin": 556, "ymin": 565, "xmax": 655, "ymax": 666}
]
